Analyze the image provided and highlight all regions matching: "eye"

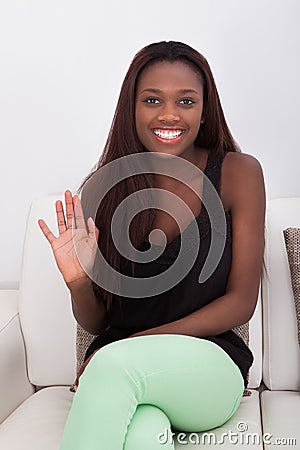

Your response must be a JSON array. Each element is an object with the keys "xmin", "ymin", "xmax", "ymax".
[
  {"xmin": 179, "ymin": 98, "xmax": 195, "ymax": 105},
  {"xmin": 142, "ymin": 97, "xmax": 160, "ymax": 104}
]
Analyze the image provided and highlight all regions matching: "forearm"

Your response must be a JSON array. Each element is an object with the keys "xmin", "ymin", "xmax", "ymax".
[
  {"xmin": 131, "ymin": 292, "xmax": 255, "ymax": 338},
  {"xmin": 68, "ymin": 278, "xmax": 109, "ymax": 335}
]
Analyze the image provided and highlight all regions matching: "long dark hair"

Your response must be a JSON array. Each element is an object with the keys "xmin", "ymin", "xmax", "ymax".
[{"xmin": 78, "ymin": 40, "xmax": 241, "ymax": 310}]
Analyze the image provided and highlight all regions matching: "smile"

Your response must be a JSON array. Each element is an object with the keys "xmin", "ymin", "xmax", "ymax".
[{"xmin": 152, "ymin": 129, "xmax": 185, "ymax": 140}]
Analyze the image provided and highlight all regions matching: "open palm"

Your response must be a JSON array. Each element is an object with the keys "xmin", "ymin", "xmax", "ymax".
[{"xmin": 38, "ymin": 190, "xmax": 99, "ymax": 286}]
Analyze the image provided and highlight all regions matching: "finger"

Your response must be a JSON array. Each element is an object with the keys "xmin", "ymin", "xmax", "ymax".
[
  {"xmin": 65, "ymin": 190, "xmax": 75, "ymax": 229},
  {"xmin": 87, "ymin": 217, "xmax": 99, "ymax": 242},
  {"xmin": 38, "ymin": 219, "xmax": 56, "ymax": 244},
  {"xmin": 73, "ymin": 195, "xmax": 86, "ymax": 230},
  {"xmin": 55, "ymin": 200, "xmax": 67, "ymax": 234}
]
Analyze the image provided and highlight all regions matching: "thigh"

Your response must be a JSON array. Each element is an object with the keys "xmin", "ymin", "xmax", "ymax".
[
  {"xmin": 124, "ymin": 404, "xmax": 174, "ymax": 450},
  {"xmin": 89, "ymin": 334, "xmax": 244, "ymax": 432}
]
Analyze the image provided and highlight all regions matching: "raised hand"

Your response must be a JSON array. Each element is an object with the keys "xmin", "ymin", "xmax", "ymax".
[{"xmin": 38, "ymin": 190, "xmax": 99, "ymax": 287}]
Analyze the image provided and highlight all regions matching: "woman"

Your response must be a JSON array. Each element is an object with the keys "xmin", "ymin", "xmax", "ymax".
[{"xmin": 38, "ymin": 41, "xmax": 266, "ymax": 449}]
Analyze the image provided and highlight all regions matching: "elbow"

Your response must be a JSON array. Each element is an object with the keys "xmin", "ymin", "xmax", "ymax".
[
  {"xmin": 238, "ymin": 297, "xmax": 257, "ymax": 323},
  {"xmin": 231, "ymin": 291, "xmax": 259, "ymax": 326}
]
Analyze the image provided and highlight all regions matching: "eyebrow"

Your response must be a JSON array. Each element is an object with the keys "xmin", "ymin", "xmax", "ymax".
[{"xmin": 140, "ymin": 88, "xmax": 200, "ymax": 95}]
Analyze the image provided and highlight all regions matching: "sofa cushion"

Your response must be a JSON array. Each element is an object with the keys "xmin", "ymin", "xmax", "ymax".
[
  {"xmin": 0, "ymin": 387, "xmax": 262, "ymax": 450},
  {"xmin": 283, "ymin": 227, "xmax": 300, "ymax": 346},
  {"xmin": 262, "ymin": 198, "xmax": 300, "ymax": 390},
  {"xmin": 76, "ymin": 323, "xmax": 96, "ymax": 373},
  {"xmin": 0, "ymin": 290, "xmax": 34, "ymax": 423},
  {"xmin": 260, "ymin": 390, "xmax": 300, "ymax": 448},
  {"xmin": 0, "ymin": 387, "xmax": 73, "ymax": 450}
]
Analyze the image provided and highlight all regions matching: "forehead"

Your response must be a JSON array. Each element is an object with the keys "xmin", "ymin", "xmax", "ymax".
[{"xmin": 136, "ymin": 60, "xmax": 204, "ymax": 92}]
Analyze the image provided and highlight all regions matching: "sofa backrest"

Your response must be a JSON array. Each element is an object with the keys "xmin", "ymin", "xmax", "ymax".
[
  {"xmin": 19, "ymin": 195, "xmax": 262, "ymax": 388},
  {"xmin": 262, "ymin": 198, "xmax": 300, "ymax": 390},
  {"xmin": 19, "ymin": 195, "xmax": 77, "ymax": 387}
]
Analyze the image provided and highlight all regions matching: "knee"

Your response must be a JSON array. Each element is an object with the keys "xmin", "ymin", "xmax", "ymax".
[{"xmin": 124, "ymin": 405, "xmax": 174, "ymax": 450}]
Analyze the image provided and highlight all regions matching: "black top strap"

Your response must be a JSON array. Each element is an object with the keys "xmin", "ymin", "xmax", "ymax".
[{"xmin": 204, "ymin": 151, "xmax": 225, "ymax": 196}]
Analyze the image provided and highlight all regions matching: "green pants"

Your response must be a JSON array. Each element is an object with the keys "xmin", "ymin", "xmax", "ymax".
[{"xmin": 60, "ymin": 334, "xmax": 244, "ymax": 450}]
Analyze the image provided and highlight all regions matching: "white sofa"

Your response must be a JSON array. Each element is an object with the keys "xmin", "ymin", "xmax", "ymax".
[{"xmin": 0, "ymin": 196, "xmax": 299, "ymax": 449}]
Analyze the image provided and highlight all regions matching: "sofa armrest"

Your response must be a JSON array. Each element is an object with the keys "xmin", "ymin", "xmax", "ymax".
[{"xmin": 0, "ymin": 290, "xmax": 34, "ymax": 423}]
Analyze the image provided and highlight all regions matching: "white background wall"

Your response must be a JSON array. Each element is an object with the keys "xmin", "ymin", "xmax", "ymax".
[{"xmin": 1, "ymin": 0, "xmax": 299, "ymax": 287}]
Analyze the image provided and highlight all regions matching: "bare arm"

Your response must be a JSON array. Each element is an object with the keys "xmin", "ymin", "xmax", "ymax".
[
  {"xmin": 130, "ymin": 153, "xmax": 266, "ymax": 338},
  {"xmin": 68, "ymin": 278, "xmax": 110, "ymax": 336},
  {"xmin": 38, "ymin": 190, "xmax": 110, "ymax": 336}
]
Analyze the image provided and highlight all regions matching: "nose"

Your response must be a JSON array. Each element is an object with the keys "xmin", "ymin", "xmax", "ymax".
[{"xmin": 158, "ymin": 104, "xmax": 180, "ymax": 124}]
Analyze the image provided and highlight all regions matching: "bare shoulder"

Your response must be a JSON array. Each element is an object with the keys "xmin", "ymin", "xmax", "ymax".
[
  {"xmin": 223, "ymin": 151, "xmax": 263, "ymax": 174},
  {"xmin": 220, "ymin": 152, "xmax": 265, "ymax": 211}
]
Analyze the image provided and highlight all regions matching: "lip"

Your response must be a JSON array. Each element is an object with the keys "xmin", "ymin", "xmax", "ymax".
[{"xmin": 151, "ymin": 127, "xmax": 186, "ymax": 144}]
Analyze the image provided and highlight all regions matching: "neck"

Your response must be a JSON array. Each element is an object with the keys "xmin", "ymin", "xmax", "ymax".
[{"xmin": 154, "ymin": 147, "xmax": 208, "ymax": 191}]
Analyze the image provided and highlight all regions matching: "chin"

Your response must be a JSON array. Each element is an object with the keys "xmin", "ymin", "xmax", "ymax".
[
  {"xmin": 147, "ymin": 148, "xmax": 181, "ymax": 158},
  {"xmin": 153, "ymin": 152, "xmax": 177, "ymax": 159}
]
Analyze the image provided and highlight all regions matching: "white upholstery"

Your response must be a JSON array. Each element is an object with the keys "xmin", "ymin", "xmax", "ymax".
[
  {"xmin": 19, "ymin": 195, "xmax": 76, "ymax": 386},
  {"xmin": 0, "ymin": 387, "xmax": 262, "ymax": 450},
  {"xmin": 262, "ymin": 198, "xmax": 300, "ymax": 390},
  {"xmin": 248, "ymin": 291, "xmax": 262, "ymax": 388},
  {"xmin": 260, "ymin": 391, "xmax": 299, "ymax": 449},
  {"xmin": 260, "ymin": 198, "xmax": 300, "ymax": 448},
  {"xmin": 0, "ymin": 387, "xmax": 73, "ymax": 450},
  {"xmin": 0, "ymin": 290, "xmax": 34, "ymax": 423},
  {"xmin": 0, "ymin": 195, "xmax": 299, "ymax": 449}
]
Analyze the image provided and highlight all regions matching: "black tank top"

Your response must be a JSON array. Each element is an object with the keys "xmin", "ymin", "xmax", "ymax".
[{"xmin": 86, "ymin": 151, "xmax": 253, "ymax": 387}]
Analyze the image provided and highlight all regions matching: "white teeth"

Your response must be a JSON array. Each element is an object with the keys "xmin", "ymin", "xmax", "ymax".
[{"xmin": 153, "ymin": 129, "xmax": 183, "ymax": 140}]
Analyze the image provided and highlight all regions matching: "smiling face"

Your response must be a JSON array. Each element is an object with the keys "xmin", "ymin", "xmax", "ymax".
[{"xmin": 135, "ymin": 60, "xmax": 205, "ymax": 163}]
